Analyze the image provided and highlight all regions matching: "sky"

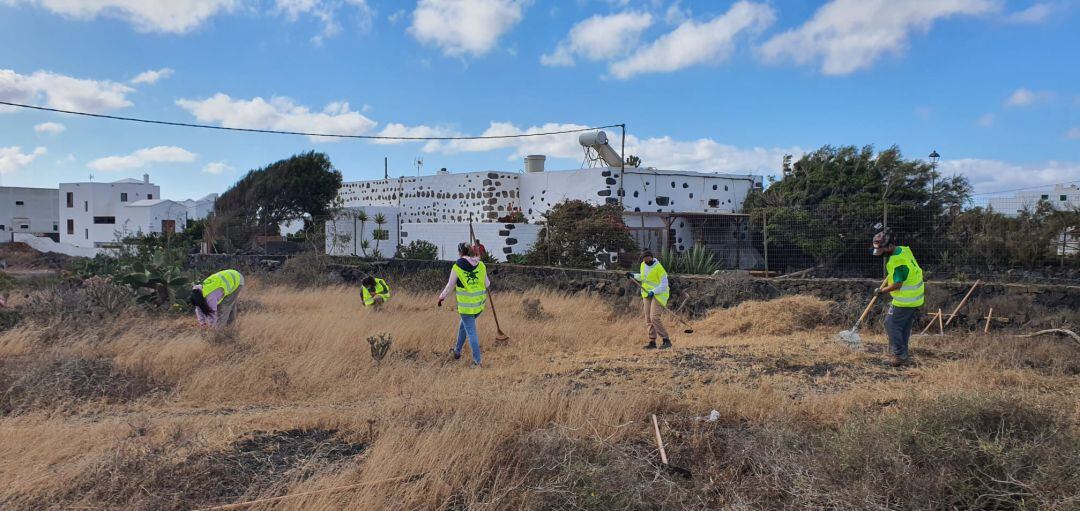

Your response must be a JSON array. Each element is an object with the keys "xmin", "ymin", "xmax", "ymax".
[{"xmin": 0, "ymin": 0, "xmax": 1077, "ymax": 202}]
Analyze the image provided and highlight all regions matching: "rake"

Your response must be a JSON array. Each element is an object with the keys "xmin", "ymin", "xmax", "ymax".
[
  {"xmin": 487, "ymin": 291, "xmax": 510, "ymax": 342},
  {"xmin": 838, "ymin": 276, "xmax": 889, "ymax": 347},
  {"xmin": 626, "ymin": 277, "xmax": 694, "ymax": 334}
]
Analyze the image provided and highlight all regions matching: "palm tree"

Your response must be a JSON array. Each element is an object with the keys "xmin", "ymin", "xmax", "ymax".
[
  {"xmin": 373, "ymin": 213, "xmax": 387, "ymax": 258},
  {"xmin": 356, "ymin": 209, "xmax": 369, "ymax": 257}
]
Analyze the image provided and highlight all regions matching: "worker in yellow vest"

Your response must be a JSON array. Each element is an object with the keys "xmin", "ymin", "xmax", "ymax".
[
  {"xmin": 361, "ymin": 276, "xmax": 391, "ymax": 308},
  {"xmin": 873, "ymin": 229, "xmax": 924, "ymax": 367},
  {"xmin": 626, "ymin": 250, "xmax": 672, "ymax": 350},
  {"xmin": 437, "ymin": 242, "xmax": 490, "ymax": 367},
  {"xmin": 190, "ymin": 269, "xmax": 244, "ymax": 328}
]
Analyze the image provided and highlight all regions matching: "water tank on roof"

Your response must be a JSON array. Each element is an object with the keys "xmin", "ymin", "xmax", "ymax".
[{"xmin": 524, "ymin": 155, "xmax": 546, "ymax": 173}]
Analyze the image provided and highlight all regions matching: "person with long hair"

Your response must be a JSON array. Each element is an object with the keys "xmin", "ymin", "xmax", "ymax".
[{"xmin": 190, "ymin": 269, "xmax": 244, "ymax": 328}]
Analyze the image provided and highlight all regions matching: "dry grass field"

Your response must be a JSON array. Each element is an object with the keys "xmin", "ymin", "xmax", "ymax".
[{"xmin": 0, "ymin": 279, "xmax": 1077, "ymax": 510}]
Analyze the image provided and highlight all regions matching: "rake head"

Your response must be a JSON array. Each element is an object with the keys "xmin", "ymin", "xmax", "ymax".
[{"xmin": 837, "ymin": 328, "xmax": 861, "ymax": 347}]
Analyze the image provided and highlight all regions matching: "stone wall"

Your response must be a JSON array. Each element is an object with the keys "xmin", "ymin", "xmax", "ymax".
[{"xmin": 188, "ymin": 254, "xmax": 1080, "ymax": 330}]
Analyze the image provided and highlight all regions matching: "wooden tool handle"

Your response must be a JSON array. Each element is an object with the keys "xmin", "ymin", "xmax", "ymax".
[
  {"xmin": 855, "ymin": 294, "xmax": 879, "ymax": 327},
  {"xmin": 651, "ymin": 414, "xmax": 669, "ymax": 465}
]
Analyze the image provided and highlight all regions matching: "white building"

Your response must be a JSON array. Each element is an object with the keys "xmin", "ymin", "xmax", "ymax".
[
  {"xmin": 180, "ymin": 193, "xmax": 217, "ymax": 220},
  {"xmin": 121, "ymin": 199, "xmax": 191, "ymax": 237},
  {"xmin": 329, "ymin": 131, "xmax": 763, "ymax": 267},
  {"xmin": 987, "ymin": 184, "xmax": 1080, "ymax": 216},
  {"xmin": 0, "ymin": 187, "xmax": 59, "ymax": 242},
  {"xmin": 60, "ymin": 174, "xmax": 161, "ymax": 248}
]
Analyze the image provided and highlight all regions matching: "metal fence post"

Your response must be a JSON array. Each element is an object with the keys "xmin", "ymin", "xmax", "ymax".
[{"xmin": 762, "ymin": 209, "xmax": 769, "ymax": 277}]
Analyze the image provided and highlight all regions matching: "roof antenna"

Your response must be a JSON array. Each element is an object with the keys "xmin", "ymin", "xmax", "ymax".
[{"xmin": 89, "ymin": 173, "xmax": 94, "ymax": 182}]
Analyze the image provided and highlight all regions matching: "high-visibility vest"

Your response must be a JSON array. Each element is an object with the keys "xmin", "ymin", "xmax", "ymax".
[
  {"xmin": 452, "ymin": 261, "xmax": 487, "ymax": 315},
  {"xmin": 639, "ymin": 261, "xmax": 670, "ymax": 307},
  {"xmin": 887, "ymin": 246, "xmax": 924, "ymax": 308},
  {"xmin": 201, "ymin": 269, "xmax": 243, "ymax": 305},
  {"xmin": 362, "ymin": 278, "xmax": 391, "ymax": 306}
]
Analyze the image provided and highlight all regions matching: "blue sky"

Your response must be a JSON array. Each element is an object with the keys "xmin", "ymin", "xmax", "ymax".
[{"xmin": 1, "ymin": 0, "xmax": 1077, "ymax": 201}]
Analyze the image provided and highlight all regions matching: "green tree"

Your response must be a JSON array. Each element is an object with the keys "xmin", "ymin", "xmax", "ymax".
[
  {"xmin": 214, "ymin": 151, "xmax": 343, "ymax": 249},
  {"xmin": 746, "ymin": 145, "xmax": 971, "ymax": 274},
  {"xmin": 524, "ymin": 200, "xmax": 637, "ymax": 269}
]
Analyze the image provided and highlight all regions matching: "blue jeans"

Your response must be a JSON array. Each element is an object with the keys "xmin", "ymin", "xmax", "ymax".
[
  {"xmin": 885, "ymin": 305, "xmax": 918, "ymax": 360},
  {"xmin": 454, "ymin": 313, "xmax": 481, "ymax": 364}
]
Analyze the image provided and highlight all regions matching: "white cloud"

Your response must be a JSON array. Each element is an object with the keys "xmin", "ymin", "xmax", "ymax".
[
  {"xmin": 34, "ymin": 121, "xmax": 66, "ymax": 134},
  {"xmin": 130, "ymin": 67, "xmax": 174, "ymax": 85},
  {"xmin": 374, "ymin": 123, "xmax": 459, "ymax": 150},
  {"xmin": 175, "ymin": 93, "xmax": 377, "ymax": 142},
  {"xmin": 409, "ymin": 0, "xmax": 527, "ymax": 57},
  {"xmin": 426, "ymin": 121, "xmax": 800, "ymax": 175},
  {"xmin": 388, "ymin": 8, "xmax": 405, "ymax": 23},
  {"xmin": 87, "ymin": 146, "xmax": 196, "ymax": 172},
  {"xmin": 8, "ymin": 0, "xmax": 239, "ymax": 33},
  {"xmin": 977, "ymin": 113, "xmax": 995, "ymax": 127},
  {"xmin": 274, "ymin": 0, "xmax": 374, "ymax": 44},
  {"xmin": 0, "ymin": 68, "xmax": 134, "ymax": 113},
  {"xmin": 1005, "ymin": 87, "xmax": 1055, "ymax": 107},
  {"xmin": 1006, "ymin": 3, "xmax": 1054, "ymax": 23},
  {"xmin": 759, "ymin": 0, "xmax": 997, "ymax": 75},
  {"xmin": 202, "ymin": 161, "xmax": 234, "ymax": 174},
  {"xmin": 0, "ymin": 146, "xmax": 46, "ymax": 174},
  {"xmin": 942, "ymin": 158, "xmax": 1080, "ymax": 193},
  {"xmin": 1066, "ymin": 127, "xmax": 1080, "ymax": 140},
  {"xmin": 610, "ymin": 1, "xmax": 775, "ymax": 79},
  {"xmin": 541, "ymin": 11, "xmax": 653, "ymax": 67}
]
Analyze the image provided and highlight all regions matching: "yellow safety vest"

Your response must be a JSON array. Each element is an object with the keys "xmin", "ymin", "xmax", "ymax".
[
  {"xmin": 887, "ymin": 246, "xmax": 924, "ymax": 308},
  {"xmin": 362, "ymin": 278, "xmax": 391, "ymax": 306},
  {"xmin": 639, "ymin": 261, "xmax": 670, "ymax": 307},
  {"xmin": 452, "ymin": 261, "xmax": 487, "ymax": 315},
  {"xmin": 201, "ymin": 269, "xmax": 242, "ymax": 305}
]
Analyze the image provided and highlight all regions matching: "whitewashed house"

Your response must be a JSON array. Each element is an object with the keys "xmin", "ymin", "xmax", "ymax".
[
  {"xmin": 181, "ymin": 193, "xmax": 218, "ymax": 220},
  {"xmin": 120, "ymin": 199, "xmax": 190, "ymax": 237},
  {"xmin": 328, "ymin": 131, "xmax": 764, "ymax": 267},
  {"xmin": 0, "ymin": 187, "xmax": 59, "ymax": 242},
  {"xmin": 60, "ymin": 174, "xmax": 160, "ymax": 248}
]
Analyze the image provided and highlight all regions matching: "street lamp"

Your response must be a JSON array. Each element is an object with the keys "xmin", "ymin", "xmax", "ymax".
[{"xmin": 929, "ymin": 150, "xmax": 941, "ymax": 233}]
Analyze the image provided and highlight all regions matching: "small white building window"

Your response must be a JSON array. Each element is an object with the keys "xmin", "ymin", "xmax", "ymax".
[
  {"xmin": 121, "ymin": 192, "xmax": 128, "ymax": 202},
  {"xmin": 15, "ymin": 201, "xmax": 23, "ymax": 206}
]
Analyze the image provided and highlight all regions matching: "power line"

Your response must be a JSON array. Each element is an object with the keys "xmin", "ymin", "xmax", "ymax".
[
  {"xmin": 971, "ymin": 180, "xmax": 1080, "ymax": 196},
  {"xmin": 0, "ymin": 100, "xmax": 621, "ymax": 141}
]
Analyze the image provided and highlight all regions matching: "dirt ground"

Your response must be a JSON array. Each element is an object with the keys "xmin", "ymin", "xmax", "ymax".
[{"xmin": 0, "ymin": 281, "xmax": 1077, "ymax": 510}]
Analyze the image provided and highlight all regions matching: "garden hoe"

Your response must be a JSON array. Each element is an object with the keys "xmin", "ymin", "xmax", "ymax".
[{"xmin": 626, "ymin": 277, "xmax": 694, "ymax": 334}]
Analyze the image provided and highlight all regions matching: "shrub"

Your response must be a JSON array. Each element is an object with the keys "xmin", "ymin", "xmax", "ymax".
[
  {"xmin": 524, "ymin": 200, "xmax": 637, "ymax": 269},
  {"xmin": 659, "ymin": 246, "xmax": 721, "ymax": 274},
  {"xmin": 395, "ymin": 240, "xmax": 438, "ymax": 261}
]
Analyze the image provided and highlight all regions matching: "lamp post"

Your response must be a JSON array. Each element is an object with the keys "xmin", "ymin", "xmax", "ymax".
[{"xmin": 929, "ymin": 150, "xmax": 940, "ymax": 233}]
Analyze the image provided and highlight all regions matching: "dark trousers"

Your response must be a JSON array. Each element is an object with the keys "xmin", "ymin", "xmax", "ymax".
[{"xmin": 884, "ymin": 304, "xmax": 918, "ymax": 360}]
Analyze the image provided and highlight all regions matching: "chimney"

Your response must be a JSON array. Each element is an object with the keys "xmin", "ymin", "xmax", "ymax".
[{"xmin": 143, "ymin": 173, "xmax": 150, "ymax": 184}]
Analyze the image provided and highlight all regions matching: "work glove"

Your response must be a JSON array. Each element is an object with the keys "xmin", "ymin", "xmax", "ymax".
[
  {"xmin": 625, "ymin": 272, "xmax": 635, "ymax": 280},
  {"xmin": 647, "ymin": 291, "xmax": 655, "ymax": 299},
  {"xmin": 437, "ymin": 298, "xmax": 444, "ymax": 308}
]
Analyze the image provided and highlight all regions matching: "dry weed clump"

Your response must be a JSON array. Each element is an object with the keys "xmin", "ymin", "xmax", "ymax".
[
  {"xmin": 0, "ymin": 356, "xmax": 162, "ymax": 415},
  {"xmin": 26, "ymin": 427, "xmax": 366, "ymax": 511},
  {"xmin": 696, "ymin": 296, "xmax": 833, "ymax": 336},
  {"xmin": 521, "ymin": 297, "xmax": 552, "ymax": 321}
]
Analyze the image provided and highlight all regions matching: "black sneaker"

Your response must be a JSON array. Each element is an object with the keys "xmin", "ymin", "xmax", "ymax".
[
  {"xmin": 660, "ymin": 339, "xmax": 673, "ymax": 350},
  {"xmin": 450, "ymin": 348, "xmax": 461, "ymax": 360},
  {"xmin": 643, "ymin": 340, "xmax": 657, "ymax": 349}
]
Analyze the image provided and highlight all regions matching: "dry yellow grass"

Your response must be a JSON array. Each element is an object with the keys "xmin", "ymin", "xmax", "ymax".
[{"xmin": 0, "ymin": 281, "xmax": 1077, "ymax": 510}]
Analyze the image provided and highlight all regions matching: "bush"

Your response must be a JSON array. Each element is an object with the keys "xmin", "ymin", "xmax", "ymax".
[
  {"xmin": 524, "ymin": 200, "xmax": 637, "ymax": 269},
  {"xmin": 395, "ymin": 240, "xmax": 439, "ymax": 261},
  {"xmin": 659, "ymin": 246, "xmax": 721, "ymax": 274}
]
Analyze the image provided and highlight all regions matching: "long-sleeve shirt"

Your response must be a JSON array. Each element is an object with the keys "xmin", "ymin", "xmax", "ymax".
[
  {"xmin": 439, "ymin": 256, "xmax": 492, "ymax": 300},
  {"xmin": 195, "ymin": 288, "xmax": 224, "ymax": 327},
  {"xmin": 635, "ymin": 262, "xmax": 669, "ymax": 296}
]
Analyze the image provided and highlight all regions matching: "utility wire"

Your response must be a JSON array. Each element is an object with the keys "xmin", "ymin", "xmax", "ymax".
[
  {"xmin": 0, "ymin": 100, "xmax": 621, "ymax": 141},
  {"xmin": 971, "ymin": 180, "xmax": 1080, "ymax": 196}
]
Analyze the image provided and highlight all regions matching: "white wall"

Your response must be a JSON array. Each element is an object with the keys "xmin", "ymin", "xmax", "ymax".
[
  {"xmin": 398, "ymin": 222, "xmax": 541, "ymax": 261},
  {"xmin": 60, "ymin": 181, "xmax": 160, "ymax": 248},
  {"xmin": 0, "ymin": 187, "xmax": 58, "ymax": 241},
  {"xmin": 13, "ymin": 232, "xmax": 105, "ymax": 257},
  {"xmin": 325, "ymin": 206, "xmax": 401, "ymax": 256},
  {"xmin": 340, "ymin": 171, "xmax": 522, "ymax": 224}
]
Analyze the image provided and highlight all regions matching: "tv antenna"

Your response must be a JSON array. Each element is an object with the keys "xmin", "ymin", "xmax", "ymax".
[{"xmin": 414, "ymin": 157, "xmax": 424, "ymax": 176}]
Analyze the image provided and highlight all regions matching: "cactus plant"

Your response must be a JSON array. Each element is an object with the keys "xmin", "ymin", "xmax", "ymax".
[
  {"xmin": 117, "ymin": 252, "xmax": 191, "ymax": 307},
  {"xmin": 367, "ymin": 333, "xmax": 392, "ymax": 364}
]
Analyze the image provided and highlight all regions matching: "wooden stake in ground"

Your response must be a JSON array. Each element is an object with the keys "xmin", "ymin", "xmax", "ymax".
[
  {"xmin": 937, "ymin": 308, "xmax": 944, "ymax": 335},
  {"xmin": 649, "ymin": 414, "xmax": 692, "ymax": 477},
  {"xmin": 944, "ymin": 279, "xmax": 981, "ymax": 327},
  {"xmin": 919, "ymin": 310, "xmax": 941, "ymax": 335},
  {"xmin": 984, "ymin": 308, "xmax": 993, "ymax": 334}
]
